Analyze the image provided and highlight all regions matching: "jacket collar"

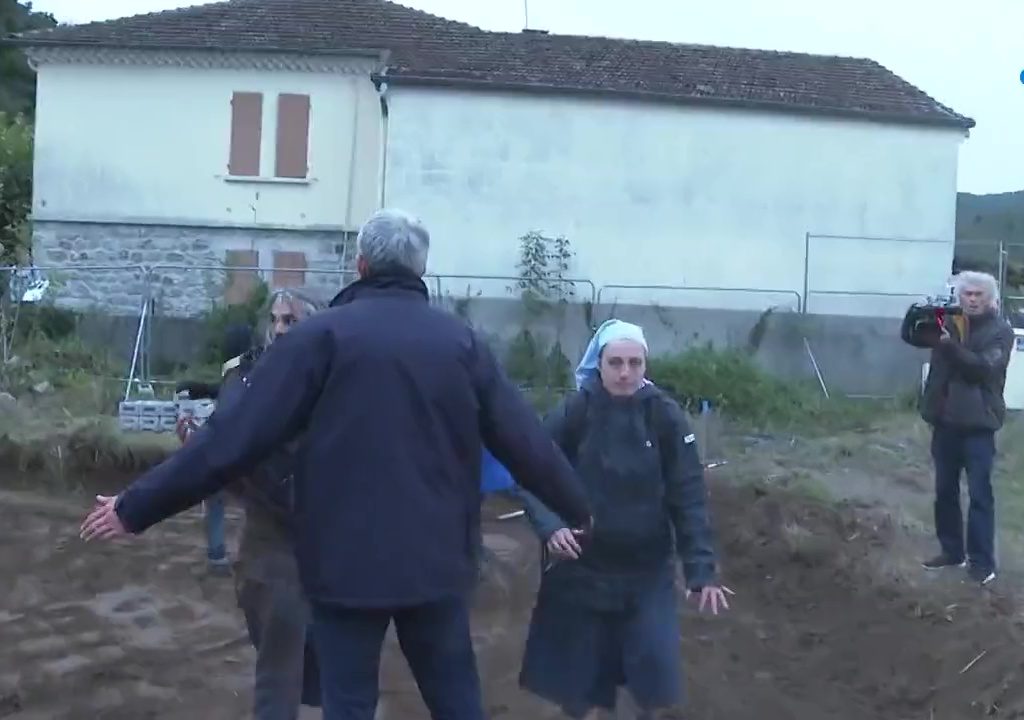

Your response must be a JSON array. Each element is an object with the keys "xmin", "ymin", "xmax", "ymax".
[{"xmin": 329, "ymin": 266, "xmax": 430, "ymax": 308}]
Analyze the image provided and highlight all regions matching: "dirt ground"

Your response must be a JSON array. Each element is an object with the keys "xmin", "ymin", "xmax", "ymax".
[{"xmin": 3, "ymin": 425, "xmax": 1024, "ymax": 720}]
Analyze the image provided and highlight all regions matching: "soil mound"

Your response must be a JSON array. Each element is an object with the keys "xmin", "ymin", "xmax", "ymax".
[{"xmin": 1, "ymin": 478, "xmax": 1022, "ymax": 719}]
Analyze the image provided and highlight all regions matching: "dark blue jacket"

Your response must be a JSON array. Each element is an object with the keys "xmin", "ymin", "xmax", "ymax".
[
  {"xmin": 520, "ymin": 381, "xmax": 718, "ymax": 593},
  {"xmin": 114, "ymin": 270, "xmax": 591, "ymax": 607}
]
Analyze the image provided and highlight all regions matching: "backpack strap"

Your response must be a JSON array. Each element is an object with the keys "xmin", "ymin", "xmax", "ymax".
[{"xmin": 560, "ymin": 389, "xmax": 590, "ymax": 465}]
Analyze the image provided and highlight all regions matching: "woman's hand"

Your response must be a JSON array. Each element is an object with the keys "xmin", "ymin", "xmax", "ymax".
[
  {"xmin": 546, "ymin": 527, "xmax": 582, "ymax": 560},
  {"xmin": 686, "ymin": 585, "xmax": 733, "ymax": 615}
]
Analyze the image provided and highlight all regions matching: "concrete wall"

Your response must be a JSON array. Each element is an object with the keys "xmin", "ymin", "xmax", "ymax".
[
  {"xmin": 384, "ymin": 86, "xmax": 966, "ymax": 318},
  {"xmin": 73, "ymin": 292, "xmax": 922, "ymax": 397},
  {"xmin": 30, "ymin": 49, "xmax": 382, "ymax": 231},
  {"xmin": 433, "ymin": 296, "xmax": 924, "ymax": 397}
]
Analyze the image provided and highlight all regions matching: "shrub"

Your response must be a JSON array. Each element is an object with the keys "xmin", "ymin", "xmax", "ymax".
[
  {"xmin": 199, "ymin": 280, "xmax": 269, "ymax": 364},
  {"xmin": 647, "ymin": 347, "xmax": 890, "ymax": 433}
]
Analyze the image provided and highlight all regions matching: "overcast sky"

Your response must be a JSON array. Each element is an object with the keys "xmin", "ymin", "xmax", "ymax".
[{"xmin": 29, "ymin": 0, "xmax": 1024, "ymax": 195}]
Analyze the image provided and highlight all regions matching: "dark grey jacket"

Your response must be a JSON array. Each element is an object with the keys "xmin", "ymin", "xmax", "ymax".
[
  {"xmin": 520, "ymin": 381, "xmax": 718, "ymax": 594},
  {"xmin": 920, "ymin": 310, "xmax": 1015, "ymax": 431}
]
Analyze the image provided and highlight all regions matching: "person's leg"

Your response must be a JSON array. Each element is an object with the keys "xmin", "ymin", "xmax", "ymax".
[
  {"xmin": 393, "ymin": 594, "xmax": 485, "ymax": 720},
  {"xmin": 238, "ymin": 577, "xmax": 310, "ymax": 720},
  {"xmin": 204, "ymin": 493, "xmax": 230, "ymax": 573},
  {"xmin": 310, "ymin": 602, "xmax": 391, "ymax": 720},
  {"xmin": 621, "ymin": 575, "xmax": 683, "ymax": 716},
  {"xmin": 964, "ymin": 430, "xmax": 997, "ymax": 582},
  {"xmin": 925, "ymin": 426, "xmax": 967, "ymax": 567}
]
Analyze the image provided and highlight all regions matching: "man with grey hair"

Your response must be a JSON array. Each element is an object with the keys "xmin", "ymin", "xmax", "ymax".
[
  {"xmin": 919, "ymin": 270, "xmax": 1014, "ymax": 585},
  {"xmin": 81, "ymin": 208, "xmax": 593, "ymax": 720}
]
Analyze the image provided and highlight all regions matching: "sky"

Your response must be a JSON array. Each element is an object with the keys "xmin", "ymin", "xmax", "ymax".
[{"xmin": 29, "ymin": 0, "xmax": 1024, "ymax": 195}]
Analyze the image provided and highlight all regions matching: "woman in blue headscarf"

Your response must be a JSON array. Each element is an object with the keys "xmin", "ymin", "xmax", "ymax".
[{"xmin": 517, "ymin": 319, "xmax": 729, "ymax": 719}]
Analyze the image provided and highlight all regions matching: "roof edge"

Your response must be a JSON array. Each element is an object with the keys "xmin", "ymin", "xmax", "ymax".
[
  {"xmin": 3, "ymin": 35, "xmax": 389, "ymax": 61},
  {"xmin": 375, "ymin": 73, "xmax": 976, "ymax": 131}
]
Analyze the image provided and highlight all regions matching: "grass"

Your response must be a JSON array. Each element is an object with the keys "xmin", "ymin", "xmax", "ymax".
[
  {"xmin": 995, "ymin": 416, "xmax": 1024, "ymax": 535},
  {"xmin": 647, "ymin": 346, "xmax": 913, "ymax": 435}
]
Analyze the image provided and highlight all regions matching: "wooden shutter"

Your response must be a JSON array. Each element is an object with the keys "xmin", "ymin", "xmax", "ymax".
[
  {"xmin": 272, "ymin": 250, "xmax": 307, "ymax": 288},
  {"xmin": 275, "ymin": 93, "xmax": 311, "ymax": 179},
  {"xmin": 224, "ymin": 249, "xmax": 260, "ymax": 305},
  {"xmin": 228, "ymin": 92, "xmax": 263, "ymax": 176}
]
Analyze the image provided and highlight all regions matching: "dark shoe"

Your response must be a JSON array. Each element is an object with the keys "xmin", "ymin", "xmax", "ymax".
[
  {"xmin": 922, "ymin": 554, "xmax": 966, "ymax": 570},
  {"xmin": 967, "ymin": 564, "xmax": 996, "ymax": 586}
]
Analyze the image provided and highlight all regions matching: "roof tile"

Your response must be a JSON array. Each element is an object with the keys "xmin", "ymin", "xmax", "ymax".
[{"xmin": 8, "ymin": 0, "xmax": 974, "ymax": 129}]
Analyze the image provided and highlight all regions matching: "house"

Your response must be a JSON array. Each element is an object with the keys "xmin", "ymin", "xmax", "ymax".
[{"xmin": 9, "ymin": 0, "xmax": 973, "ymax": 322}]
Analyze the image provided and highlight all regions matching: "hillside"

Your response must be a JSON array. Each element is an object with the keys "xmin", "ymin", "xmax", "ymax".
[{"xmin": 956, "ymin": 190, "xmax": 1024, "ymax": 283}]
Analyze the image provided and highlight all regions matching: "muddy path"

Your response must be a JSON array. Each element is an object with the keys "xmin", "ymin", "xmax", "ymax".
[{"xmin": 1, "ymin": 475, "xmax": 1023, "ymax": 720}]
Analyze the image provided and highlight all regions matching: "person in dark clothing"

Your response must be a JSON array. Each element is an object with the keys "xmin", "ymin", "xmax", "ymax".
[
  {"xmin": 80, "ymin": 208, "xmax": 593, "ymax": 720},
  {"xmin": 176, "ymin": 323, "xmax": 254, "ymax": 576},
  {"xmin": 917, "ymin": 270, "xmax": 1014, "ymax": 586},
  {"xmin": 517, "ymin": 319, "xmax": 727, "ymax": 720},
  {"xmin": 222, "ymin": 290, "xmax": 324, "ymax": 720}
]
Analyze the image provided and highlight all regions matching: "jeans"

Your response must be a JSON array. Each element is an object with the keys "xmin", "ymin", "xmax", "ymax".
[
  {"xmin": 238, "ymin": 569, "xmax": 316, "ymax": 719},
  {"xmin": 204, "ymin": 492, "xmax": 229, "ymax": 564},
  {"xmin": 931, "ymin": 425, "xmax": 997, "ymax": 572},
  {"xmin": 311, "ymin": 594, "xmax": 484, "ymax": 720}
]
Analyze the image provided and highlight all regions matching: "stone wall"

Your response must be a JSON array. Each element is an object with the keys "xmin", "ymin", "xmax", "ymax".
[{"xmin": 33, "ymin": 220, "xmax": 356, "ymax": 317}]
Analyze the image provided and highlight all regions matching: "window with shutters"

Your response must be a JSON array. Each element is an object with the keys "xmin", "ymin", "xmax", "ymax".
[
  {"xmin": 272, "ymin": 250, "xmax": 308, "ymax": 288},
  {"xmin": 275, "ymin": 94, "xmax": 311, "ymax": 179},
  {"xmin": 224, "ymin": 249, "xmax": 260, "ymax": 305},
  {"xmin": 227, "ymin": 91, "xmax": 311, "ymax": 181},
  {"xmin": 228, "ymin": 92, "xmax": 263, "ymax": 177}
]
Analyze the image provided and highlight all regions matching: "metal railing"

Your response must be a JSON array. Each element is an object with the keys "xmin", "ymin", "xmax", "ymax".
[
  {"xmin": 431, "ymin": 273, "xmax": 597, "ymax": 307},
  {"xmin": 595, "ymin": 283, "xmax": 802, "ymax": 312}
]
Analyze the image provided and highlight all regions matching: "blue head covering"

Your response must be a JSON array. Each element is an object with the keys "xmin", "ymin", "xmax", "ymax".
[{"xmin": 574, "ymin": 318, "xmax": 649, "ymax": 390}]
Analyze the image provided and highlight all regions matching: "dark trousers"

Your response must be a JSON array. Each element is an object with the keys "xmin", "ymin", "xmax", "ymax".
[
  {"xmin": 311, "ymin": 594, "xmax": 484, "ymax": 720},
  {"xmin": 931, "ymin": 425, "xmax": 997, "ymax": 572}
]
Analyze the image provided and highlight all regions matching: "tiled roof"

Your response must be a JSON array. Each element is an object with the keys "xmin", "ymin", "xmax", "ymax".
[{"xmin": 7, "ymin": 0, "xmax": 974, "ymax": 129}]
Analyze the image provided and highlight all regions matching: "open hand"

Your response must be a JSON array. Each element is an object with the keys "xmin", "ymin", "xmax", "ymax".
[
  {"xmin": 546, "ymin": 527, "xmax": 582, "ymax": 560},
  {"xmin": 80, "ymin": 495, "xmax": 128, "ymax": 542},
  {"xmin": 686, "ymin": 585, "xmax": 733, "ymax": 615}
]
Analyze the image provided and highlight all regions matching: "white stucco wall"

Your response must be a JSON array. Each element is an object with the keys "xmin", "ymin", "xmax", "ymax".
[
  {"xmin": 31, "ymin": 54, "xmax": 382, "ymax": 231},
  {"xmin": 383, "ymin": 87, "xmax": 966, "ymax": 317}
]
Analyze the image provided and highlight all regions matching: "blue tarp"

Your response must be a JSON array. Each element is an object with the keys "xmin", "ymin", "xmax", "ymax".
[{"xmin": 481, "ymin": 448, "xmax": 514, "ymax": 494}]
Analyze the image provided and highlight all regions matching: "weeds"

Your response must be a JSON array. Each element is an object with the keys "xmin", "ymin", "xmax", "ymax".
[{"xmin": 647, "ymin": 347, "xmax": 902, "ymax": 434}]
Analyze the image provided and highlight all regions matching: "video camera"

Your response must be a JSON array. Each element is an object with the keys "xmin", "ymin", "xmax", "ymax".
[{"xmin": 900, "ymin": 283, "xmax": 964, "ymax": 348}]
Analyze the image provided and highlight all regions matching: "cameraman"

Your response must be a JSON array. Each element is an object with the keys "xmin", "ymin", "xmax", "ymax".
[{"xmin": 919, "ymin": 270, "xmax": 1014, "ymax": 585}]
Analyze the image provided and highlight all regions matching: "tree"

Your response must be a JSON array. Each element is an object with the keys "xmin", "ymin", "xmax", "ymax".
[
  {"xmin": 0, "ymin": 0, "xmax": 58, "ymax": 117},
  {"xmin": 0, "ymin": 113, "xmax": 33, "ymax": 264}
]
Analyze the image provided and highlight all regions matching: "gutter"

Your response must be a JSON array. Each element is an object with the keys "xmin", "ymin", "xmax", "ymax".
[
  {"xmin": 373, "ymin": 72, "xmax": 391, "ymax": 207},
  {"xmin": 372, "ymin": 72, "xmax": 976, "ymax": 132}
]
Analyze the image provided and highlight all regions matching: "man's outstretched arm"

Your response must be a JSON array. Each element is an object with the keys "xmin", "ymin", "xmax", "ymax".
[
  {"xmin": 471, "ymin": 334, "xmax": 591, "ymax": 530},
  {"xmin": 111, "ymin": 323, "xmax": 333, "ymax": 534}
]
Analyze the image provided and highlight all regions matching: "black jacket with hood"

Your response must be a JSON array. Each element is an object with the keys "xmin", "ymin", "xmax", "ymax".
[
  {"xmin": 114, "ymin": 268, "xmax": 592, "ymax": 607},
  {"xmin": 920, "ymin": 310, "xmax": 1014, "ymax": 432}
]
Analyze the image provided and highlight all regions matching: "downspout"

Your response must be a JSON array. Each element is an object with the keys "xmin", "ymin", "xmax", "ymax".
[{"xmin": 374, "ymin": 74, "xmax": 390, "ymax": 208}]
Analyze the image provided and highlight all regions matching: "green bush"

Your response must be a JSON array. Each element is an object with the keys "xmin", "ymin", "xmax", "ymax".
[
  {"xmin": 647, "ymin": 347, "xmax": 888, "ymax": 432},
  {"xmin": 199, "ymin": 280, "xmax": 269, "ymax": 364}
]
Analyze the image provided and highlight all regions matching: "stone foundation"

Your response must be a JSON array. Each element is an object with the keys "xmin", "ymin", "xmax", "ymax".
[{"xmin": 33, "ymin": 220, "xmax": 356, "ymax": 317}]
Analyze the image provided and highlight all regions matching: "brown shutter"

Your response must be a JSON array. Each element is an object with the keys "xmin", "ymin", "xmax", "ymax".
[
  {"xmin": 272, "ymin": 250, "xmax": 307, "ymax": 288},
  {"xmin": 224, "ymin": 249, "xmax": 260, "ymax": 305},
  {"xmin": 228, "ymin": 92, "xmax": 263, "ymax": 177},
  {"xmin": 275, "ymin": 93, "xmax": 311, "ymax": 179}
]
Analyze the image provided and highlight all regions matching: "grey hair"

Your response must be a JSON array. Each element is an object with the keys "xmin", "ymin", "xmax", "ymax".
[
  {"xmin": 955, "ymin": 270, "xmax": 1000, "ymax": 309},
  {"xmin": 356, "ymin": 208, "xmax": 430, "ymax": 276},
  {"xmin": 260, "ymin": 288, "xmax": 323, "ymax": 346}
]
